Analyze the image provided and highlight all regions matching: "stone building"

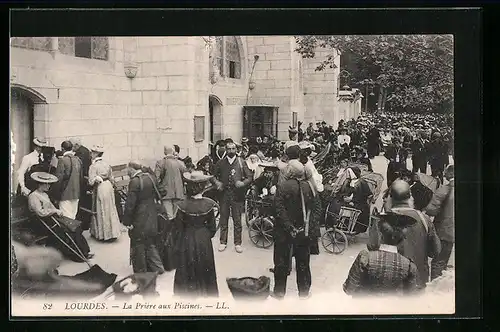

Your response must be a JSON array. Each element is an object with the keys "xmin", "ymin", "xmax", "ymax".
[{"xmin": 10, "ymin": 36, "xmax": 360, "ymax": 181}]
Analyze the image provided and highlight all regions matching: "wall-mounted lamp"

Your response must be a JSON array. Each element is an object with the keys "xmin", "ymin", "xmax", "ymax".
[
  {"xmin": 124, "ymin": 62, "xmax": 139, "ymax": 79},
  {"xmin": 246, "ymin": 55, "xmax": 260, "ymax": 102}
]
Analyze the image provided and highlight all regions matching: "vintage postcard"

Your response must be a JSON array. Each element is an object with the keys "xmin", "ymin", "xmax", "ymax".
[{"xmin": 10, "ymin": 31, "xmax": 455, "ymax": 317}]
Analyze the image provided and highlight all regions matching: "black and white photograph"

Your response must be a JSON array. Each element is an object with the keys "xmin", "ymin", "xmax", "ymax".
[{"xmin": 10, "ymin": 19, "xmax": 460, "ymax": 316}]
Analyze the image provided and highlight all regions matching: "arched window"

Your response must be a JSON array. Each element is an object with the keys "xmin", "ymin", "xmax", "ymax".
[
  {"xmin": 58, "ymin": 37, "xmax": 109, "ymax": 60},
  {"xmin": 214, "ymin": 36, "xmax": 242, "ymax": 79}
]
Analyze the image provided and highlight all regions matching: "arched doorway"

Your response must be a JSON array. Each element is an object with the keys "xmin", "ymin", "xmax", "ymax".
[
  {"xmin": 209, "ymin": 95, "xmax": 223, "ymax": 143},
  {"xmin": 10, "ymin": 85, "xmax": 46, "ymax": 191}
]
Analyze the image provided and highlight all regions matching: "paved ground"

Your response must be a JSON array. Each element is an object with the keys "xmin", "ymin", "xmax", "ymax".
[{"xmin": 58, "ymin": 154, "xmax": 455, "ymax": 300}]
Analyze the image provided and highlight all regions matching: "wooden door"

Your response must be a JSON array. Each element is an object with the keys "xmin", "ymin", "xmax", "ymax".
[
  {"xmin": 10, "ymin": 90, "xmax": 33, "ymax": 191},
  {"xmin": 243, "ymin": 106, "xmax": 278, "ymax": 139}
]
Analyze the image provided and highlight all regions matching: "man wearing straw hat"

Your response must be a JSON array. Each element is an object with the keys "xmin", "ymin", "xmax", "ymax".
[
  {"xmin": 52, "ymin": 140, "xmax": 83, "ymax": 220},
  {"xmin": 16, "ymin": 137, "xmax": 57, "ymax": 196}
]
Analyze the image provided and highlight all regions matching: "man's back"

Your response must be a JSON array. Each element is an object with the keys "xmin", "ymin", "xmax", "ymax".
[
  {"xmin": 274, "ymin": 179, "xmax": 317, "ymax": 241},
  {"xmin": 56, "ymin": 154, "xmax": 82, "ymax": 201},
  {"xmin": 155, "ymin": 156, "xmax": 185, "ymax": 200},
  {"xmin": 393, "ymin": 208, "xmax": 441, "ymax": 288},
  {"xmin": 425, "ymin": 180, "xmax": 454, "ymax": 242},
  {"xmin": 124, "ymin": 173, "xmax": 158, "ymax": 239}
]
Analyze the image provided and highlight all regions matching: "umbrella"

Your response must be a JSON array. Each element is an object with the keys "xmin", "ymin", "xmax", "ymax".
[{"xmin": 415, "ymin": 172, "xmax": 439, "ymax": 192}]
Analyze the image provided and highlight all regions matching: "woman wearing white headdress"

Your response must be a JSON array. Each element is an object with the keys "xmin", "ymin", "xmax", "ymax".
[{"xmin": 88, "ymin": 145, "xmax": 121, "ymax": 241}]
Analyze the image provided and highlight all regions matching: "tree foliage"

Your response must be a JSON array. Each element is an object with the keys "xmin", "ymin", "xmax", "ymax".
[{"xmin": 295, "ymin": 35, "xmax": 454, "ymax": 113}]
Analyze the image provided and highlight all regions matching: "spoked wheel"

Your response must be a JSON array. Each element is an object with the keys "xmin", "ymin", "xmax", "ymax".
[
  {"xmin": 321, "ymin": 228, "xmax": 348, "ymax": 254},
  {"xmin": 244, "ymin": 199, "xmax": 252, "ymax": 228},
  {"xmin": 213, "ymin": 203, "xmax": 220, "ymax": 231},
  {"xmin": 248, "ymin": 217, "xmax": 274, "ymax": 249}
]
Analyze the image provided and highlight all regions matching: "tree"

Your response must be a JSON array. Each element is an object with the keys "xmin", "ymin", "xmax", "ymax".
[{"xmin": 295, "ymin": 35, "xmax": 454, "ymax": 113}]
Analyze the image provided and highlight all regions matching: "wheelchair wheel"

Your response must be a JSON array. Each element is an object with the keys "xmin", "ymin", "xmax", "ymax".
[
  {"xmin": 321, "ymin": 228, "xmax": 348, "ymax": 254},
  {"xmin": 244, "ymin": 198, "xmax": 251, "ymax": 228},
  {"xmin": 248, "ymin": 217, "xmax": 274, "ymax": 249},
  {"xmin": 213, "ymin": 203, "xmax": 220, "ymax": 231}
]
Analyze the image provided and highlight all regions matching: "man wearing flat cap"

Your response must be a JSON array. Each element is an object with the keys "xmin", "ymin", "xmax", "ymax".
[{"xmin": 17, "ymin": 137, "xmax": 58, "ymax": 196}]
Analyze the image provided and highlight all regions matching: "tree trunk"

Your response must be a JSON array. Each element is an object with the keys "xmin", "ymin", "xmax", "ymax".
[
  {"xmin": 377, "ymin": 86, "xmax": 384, "ymax": 113},
  {"xmin": 381, "ymin": 88, "xmax": 388, "ymax": 112}
]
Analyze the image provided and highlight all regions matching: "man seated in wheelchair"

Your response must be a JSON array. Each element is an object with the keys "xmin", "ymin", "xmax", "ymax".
[
  {"xmin": 250, "ymin": 162, "xmax": 280, "ymax": 204},
  {"xmin": 325, "ymin": 166, "xmax": 373, "ymax": 234}
]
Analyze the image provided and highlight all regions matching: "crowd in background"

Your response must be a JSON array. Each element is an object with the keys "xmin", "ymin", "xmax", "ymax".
[{"xmin": 11, "ymin": 110, "xmax": 455, "ymax": 300}]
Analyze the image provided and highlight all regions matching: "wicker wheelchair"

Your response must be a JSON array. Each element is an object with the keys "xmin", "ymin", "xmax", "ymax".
[{"xmin": 245, "ymin": 191, "xmax": 274, "ymax": 249}]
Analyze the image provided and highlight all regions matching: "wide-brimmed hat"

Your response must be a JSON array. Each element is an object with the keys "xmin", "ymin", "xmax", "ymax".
[
  {"xmin": 382, "ymin": 211, "xmax": 419, "ymax": 229},
  {"xmin": 91, "ymin": 145, "xmax": 105, "ymax": 153},
  {"xmin": 241, "ymin": 137, "xmax": 249, "ymax": 143},
  {"xmin": 258, "ymin": 161, "xmax": 279, "ymax": 170},
  {"xmin": 298, "ymin": 141, "xmax": 314, "ymax": 150},
  {"xmin": 183, "ymin": 170, "xmax": 213, "ymax": 183},
  {"xmin": 33, "ymin": 137, "xmax": 48, "ymax": 147},
  {"xmin": 30, "ymin": 172, "xmax": 58, "ymax": 184}
]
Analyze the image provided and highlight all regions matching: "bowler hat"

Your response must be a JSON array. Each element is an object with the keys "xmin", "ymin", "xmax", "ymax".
[{"xmin": 30, "ymin": 172, "xmax": 58, "ymax": 184}]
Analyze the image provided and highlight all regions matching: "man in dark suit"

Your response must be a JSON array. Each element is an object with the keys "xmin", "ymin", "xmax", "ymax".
[
  {"xmin": 273, "ymin": 160, "xmax": 320, "ymax": 299},
  {"xmin": 384, "ymin": 137, "xmax": 409, "ymax": 187},
  {"xmin": 366, "ymin": 126, "xmax": 381, "ymax": 159},
  {"xmin": 70, "ymin": 137, "xmax": 92, "ymax": 229},
  {"xmin": 427, "ymin": 132, "xmax": 449, "ymax": 184},
  {"xmin": 123, "ymin": 160, "xmax": 165, "ymax": 274},
  {"xmin": 410, "ymin": 131, "xmax": 428, "ymax": 174},
  {"xmin": 214, "ymin": 140, "xmax": 253, "ymax": 253},
  {"xmin": 426, "ymin": 165, "xmax": 455, "ymax": 280}
]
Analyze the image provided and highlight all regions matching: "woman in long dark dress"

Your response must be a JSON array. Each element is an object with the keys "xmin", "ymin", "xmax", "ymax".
[{"xmin": 173, "ymin": 171, "xmax": 219, "ymax": 298}]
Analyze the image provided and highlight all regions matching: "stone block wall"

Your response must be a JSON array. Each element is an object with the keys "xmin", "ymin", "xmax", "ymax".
[
  {"xmin": 246, "ymin": 36, "xmax": 294, "ymax": 140},
  {"xmin": 10, "ymin": 36, "xmax": 341, "ymax": 169},
  {"xmin": 10, "ymin": 36, "xmax": 208, "ymax": 168},
  {"xmin": 10, "ymin": 37, "xmax": 134, "ymax": 167},
  {"xmin": 303, "ymin": 48, "xmax": 340, "ymax": 127}
]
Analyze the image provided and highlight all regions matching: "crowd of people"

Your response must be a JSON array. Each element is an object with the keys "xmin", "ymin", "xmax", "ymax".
[{"xmin": 11, "ymin": 110, "xmax": 455, "ymax": 300}]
